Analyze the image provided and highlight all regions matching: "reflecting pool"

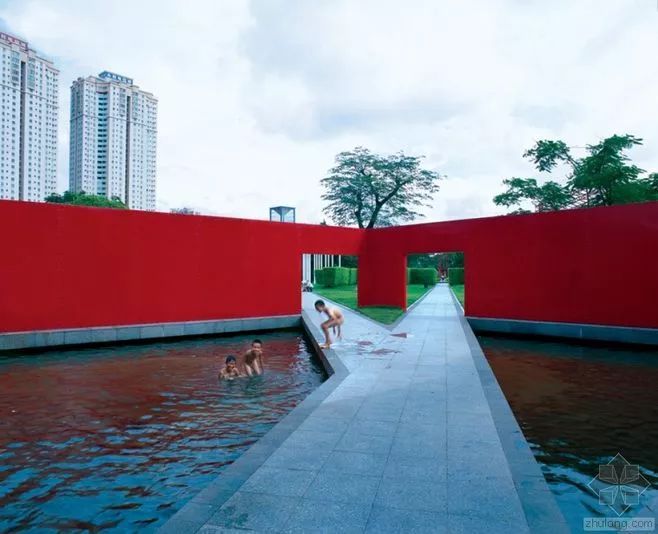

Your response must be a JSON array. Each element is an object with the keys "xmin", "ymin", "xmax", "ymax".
[
  {"xmin": 0, "ymin": 331, "xmax": 325, "ymax": 531},
  {"xmin": 480, "ymin": 335, "xmax": 658, "ymax": 529}
]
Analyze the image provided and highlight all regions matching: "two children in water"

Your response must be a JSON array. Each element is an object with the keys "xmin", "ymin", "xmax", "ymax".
[
  {"xmin": 219, "ymin": 301, "xmax": 344, "ymax": 380},
  {"xmin": 218, "ymin": 339, "xmax": 264, "ymax": 380}
]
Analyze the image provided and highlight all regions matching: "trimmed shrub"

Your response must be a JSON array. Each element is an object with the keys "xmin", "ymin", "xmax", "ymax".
[
  {"xmin": 409, "ymin": 268, "xmax": 437, "ymax": 287},
  {"xmin": 322, "ymin": 267, "xmax": 351, "ymax": 287},
  {"xmin": 314, "ymin": 269, "xmax": 326, "ymax": 286},
  {"xmin": 348, "ymin": 268, "xmax": 358, "ymax": 285},
  {"xmin": 448, "ymin": 267, "xmax": 464, "ymax": 286}
]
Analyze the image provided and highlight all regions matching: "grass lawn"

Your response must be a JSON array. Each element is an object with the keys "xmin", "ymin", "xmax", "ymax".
[
  {"xmin": 313, "ymin": 284, "xmax": 432, "ymax": 325},
  {"xmin": 450, "ymin": 284, "xmax": 465, "ymax": 306}
]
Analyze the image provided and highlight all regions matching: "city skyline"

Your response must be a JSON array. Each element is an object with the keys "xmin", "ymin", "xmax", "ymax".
[{"xmin": 0, "ymin": 1, "xmax": 657, "ymax": 224}]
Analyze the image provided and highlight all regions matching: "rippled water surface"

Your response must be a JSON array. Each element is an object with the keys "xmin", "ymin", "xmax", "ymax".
[
  {"xmin": 0, "ymin": 331, "xmax": 325, "ymax": 532},
  {"xmin": 480, "ymin": 336, "xmax": 658, "ymax": 529}
]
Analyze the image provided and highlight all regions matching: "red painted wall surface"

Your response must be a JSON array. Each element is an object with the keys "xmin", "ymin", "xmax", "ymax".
[
  {"xmin": 2, "ymin": 200, "xmax": 658, "ymax": 334},
  {"xmin": 358, "ymin": 202, "xmax": 658, "ymax": 329},
  {"xmin": 0, "ymin": 201, "xmax": 363, "ymax": 333}
]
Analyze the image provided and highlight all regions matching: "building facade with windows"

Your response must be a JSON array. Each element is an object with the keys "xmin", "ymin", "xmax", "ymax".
[
  {"xmin": 69, "ymin": 71, "xmax": 157, "ymax": 210},
  {"xmin": 0, "ymin": 32, "xmax": 58, "ymax": 202}
]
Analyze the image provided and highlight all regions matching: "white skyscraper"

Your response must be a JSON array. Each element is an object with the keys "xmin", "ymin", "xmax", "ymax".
[
  {"xmin": 69, "ymin": 71, "xmax": 157, "ymax": 210},
  {"xmin": 0, "ymin": 32, "xmax": 58, "ymax": 202}
]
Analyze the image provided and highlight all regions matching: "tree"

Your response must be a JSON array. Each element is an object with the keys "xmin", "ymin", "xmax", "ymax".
[
  {"xmin": 170, "ymin": 207, "xmax": 200, "ymax": 215},
  {"xmin": 493, "ymin": 178, "xmax": 573, "ymax": 213},
  {"xmin": 408, "ymin": 252, "xmax": 463, "ymax": 270},
  {"xmin": 494, "ymin": 134, "xmax": 658, "ymax": 213},
  {"xmin": 45, "ymin": 191, "xmax": 127, "ymax": 209},
  {"xmin": 321, "ymin": 147, "xmax": 441, "ymax": 228}
]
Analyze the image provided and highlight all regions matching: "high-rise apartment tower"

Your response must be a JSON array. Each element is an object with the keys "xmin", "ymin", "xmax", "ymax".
[{"xmin": 69, "ymin": 71, "xmax": 157, "ymax": 210}]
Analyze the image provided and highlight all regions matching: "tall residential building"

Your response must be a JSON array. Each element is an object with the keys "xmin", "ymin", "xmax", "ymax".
[
  {"xmin": 0, "ymin": 32, "xmax": 59, "ymax": 202},
  {"xmin": 69, "ymin": 71, "xmax": 157, "ymax": 210}
]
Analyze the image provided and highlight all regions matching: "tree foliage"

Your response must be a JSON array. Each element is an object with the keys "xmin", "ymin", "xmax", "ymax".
[
  {"xmin": 493, "ymin": 178, "xmax": 573, "ymax": 212},
  {"xmin": 321, "ymin": 147, "xmax": 441, "ymax": 228},
  {"xmin": 45, "ymin": 191, "xmax": 127, "ymax": 209},
  {"xmin": 494, "ymin": 134, "xmax": 658, "ymax": 213},
  {"xmin": 408, "ymin": 252, "xmax": 464, "ymax": 270}
]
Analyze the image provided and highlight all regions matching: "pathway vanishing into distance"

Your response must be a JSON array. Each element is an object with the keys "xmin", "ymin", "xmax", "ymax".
[{"xmin": 161, "ymin": 285, "xmax": 567, "ymax": 533}]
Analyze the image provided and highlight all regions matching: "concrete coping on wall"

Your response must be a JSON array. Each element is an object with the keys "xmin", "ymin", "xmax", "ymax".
[
  {"xmin": 468, "ymin": 316, "xmax": 658, "ymax": 346},
  {"xmin": 0, "ymin": 315, "xmax": 302, "ymax": 352}
]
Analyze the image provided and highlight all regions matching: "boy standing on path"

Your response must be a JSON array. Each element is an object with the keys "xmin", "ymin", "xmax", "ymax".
[{"xmin": 314, "ymin": 299, "xmax": 344, "ymax": 349}]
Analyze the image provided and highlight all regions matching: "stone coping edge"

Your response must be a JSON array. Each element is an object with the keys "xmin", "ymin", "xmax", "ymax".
[
  {"xmin": 451, "ymin": 292, "xmax": 570, "ymax": 533},
  {"xmin": 468, "ymin": 316, "xmax": 658, "ymax": 346},
  {"xmin": 157, "ymin": 312, "xmax": 348, "ymax": 533},
  {"xmin": 0, "ymin": 315, "xmax": 301, "ymax": 352}
]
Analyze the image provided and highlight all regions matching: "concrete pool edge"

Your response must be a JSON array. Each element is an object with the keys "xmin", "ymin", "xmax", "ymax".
[
  {"xmin": 0, "ymin": 315, "xmax": 301, "ymax": 351},
  {"xmin": 158, "ymin": 311, "xmax": 349, "ymax": 533},
  {"xmin": 468, "ymin": 316, "xmax": 658, "ymax": 346},
  {"xmin": 453, "ymin": 292, "xmax": 570, "ymax": 532}
]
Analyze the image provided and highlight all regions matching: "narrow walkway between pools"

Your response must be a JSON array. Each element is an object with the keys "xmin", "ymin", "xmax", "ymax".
[{"xmin": 162, "ymin": 285, "xmax": 568, "ymax": 533}]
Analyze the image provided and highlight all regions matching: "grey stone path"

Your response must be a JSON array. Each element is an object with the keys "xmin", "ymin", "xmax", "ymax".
[{"xmin": 162, "ymin": 286, "xmax": 567, "ymax": 533}]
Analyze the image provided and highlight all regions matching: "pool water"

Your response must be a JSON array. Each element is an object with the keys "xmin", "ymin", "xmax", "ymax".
[
  {"xmin": 0, "ymin": 331, "xmax": 325, "ymax": 532},
  {"xmin": 480, "ymin": 335, "xmax": 658, "ymax": 529}
]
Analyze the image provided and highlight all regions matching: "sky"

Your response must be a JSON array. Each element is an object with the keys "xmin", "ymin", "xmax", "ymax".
[{"xmin": 1, "ymin": 0, "xmax": 657, "ymax": 224}]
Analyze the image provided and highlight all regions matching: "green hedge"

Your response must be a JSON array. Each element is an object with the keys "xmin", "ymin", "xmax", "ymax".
[
  {"xmin": 408, "ymin": 268, "xmax": 437, "ymax": 287},
  {"xmin": 348, "ymin": 268, "xmax": 358, "ymax": 285},
  {"xmin": 314, "ymin": 269, "xmax": 326, "ymax": 286},
  {"xmin": 320, "ymin": 267, "xmax": 350, "ymax": 287},
  {"xmin": 448, "ymin": 267, "xmax": 464, "ymax": 285}
]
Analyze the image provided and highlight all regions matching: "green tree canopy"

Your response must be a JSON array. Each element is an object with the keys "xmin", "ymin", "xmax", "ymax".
[
  {"xmin": 46, "ymin": 191, "xmax": 127, "ymax": 209},
  {"xmin": 494, "ymin": 134, "xmax": 658, "ymax": 213},
  {"xmin": 321, "ymin": 147, "xmax": 441, "ymax": 228},
  {"xmin": 493, "ymin": 178, "xmax": 574, "ymax": 213}
]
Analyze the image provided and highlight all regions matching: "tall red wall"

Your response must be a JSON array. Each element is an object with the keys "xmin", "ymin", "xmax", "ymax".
[
  {"xmin": 358, "ymin": 202, "xmax": 658, "ymax": 329},
  {"xmin": 0, "ymin": 201, "xmax": 363, "ymax": 333},
  {"xmin": 2, "ymin": 200, "xmax": 658, "ymax": 334}
]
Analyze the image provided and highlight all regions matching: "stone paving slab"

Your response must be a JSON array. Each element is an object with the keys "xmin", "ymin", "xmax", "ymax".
[{"xmin": 161, "ymin": 286, "xmax": 568, "ymax": 533}]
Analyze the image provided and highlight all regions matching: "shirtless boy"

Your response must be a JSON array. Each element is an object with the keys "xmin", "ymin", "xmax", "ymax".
[
  {"xmin": 243, "ymin": 339, "xmax": 264, "ymax": 376},
  {"xmin": 314, "ymin": 299, "xmax": 344, "ymax": 349},
  {"xmin": 218, "ymin": 355, "xmax": 242, "ymax": 380}
]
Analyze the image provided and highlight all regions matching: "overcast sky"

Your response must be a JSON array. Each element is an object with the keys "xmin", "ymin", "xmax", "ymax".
[{"xmin": 1, "ymin": 0, "xmax": 657, "ymax": 223}]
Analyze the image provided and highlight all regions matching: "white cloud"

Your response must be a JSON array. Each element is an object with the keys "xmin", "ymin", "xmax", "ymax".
[{"xmin": 1, "ymin": 0, "xmax": 657, "ymax": 223}]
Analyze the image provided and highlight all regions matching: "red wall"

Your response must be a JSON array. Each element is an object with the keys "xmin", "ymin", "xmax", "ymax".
[
  {"xmin": 358, "ymin": 202, "xmax": 658, "ymax": 329},
  {"xmin": 2, "ymin": 200, "xmax": 658, "ymax": 334},
  {"xmin": 0, "ymin": 201, "xmax": 363, "ymax": 333}
]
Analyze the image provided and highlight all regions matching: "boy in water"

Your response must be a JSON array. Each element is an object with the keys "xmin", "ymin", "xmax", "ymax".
[
  {"xmin": 243, "ymin": 339, "xmax": 264, "ymax": 376},
  {"xmin": 219, "ymin": 355, "xmax": 243, "ymax": 380},
  {"xmin": 314, "ymin": 299, "xmax": 344, "ymax": 349}
]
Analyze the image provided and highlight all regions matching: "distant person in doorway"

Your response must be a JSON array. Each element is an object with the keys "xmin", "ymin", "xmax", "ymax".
[
  {"xmin": 314, "ymin": 299, "xmax": 344, "ymax": 349},
  {"xmin": 219, "ymin": 355, "xmax": 243, "ymax": 380},
  {"xmin": 243, "ymin": 339, "xmax": 264, "ymax": 376}
]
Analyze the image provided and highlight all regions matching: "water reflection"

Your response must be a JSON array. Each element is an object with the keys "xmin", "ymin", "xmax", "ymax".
[
  {"xmin": 0, "ymin": 331, "xmax": 325, "ymax": 532},
  {"xmin": 480, "ymin": 335, "xmax": 658, "ymax": 528}
]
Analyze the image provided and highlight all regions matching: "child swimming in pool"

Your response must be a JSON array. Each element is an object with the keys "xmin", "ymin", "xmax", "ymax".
[
  {"xmin": 219, "ymin": 355, "xmax": 243, "ymax": 380},
  {"xmin": 243, "ymin": 339, "xmax": 264, "ymax": 376},
  {"xmin": 314, "ymin": 299, "xmax": 344, "ymax": 349}
]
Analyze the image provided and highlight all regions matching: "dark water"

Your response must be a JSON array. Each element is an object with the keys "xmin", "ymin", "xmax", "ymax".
[
  {"xmin": 0, "ymin": 331, "xmax": 325, "ymax": 532},
  {"xmin": 480, "ymin": 336, "xmax": 658, "ymax": 530}
]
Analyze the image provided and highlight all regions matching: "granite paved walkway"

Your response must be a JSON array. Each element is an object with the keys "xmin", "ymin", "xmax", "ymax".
[{"xmin": 162, "ymin": 285, "xmax": 567, "ymax": 533}]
